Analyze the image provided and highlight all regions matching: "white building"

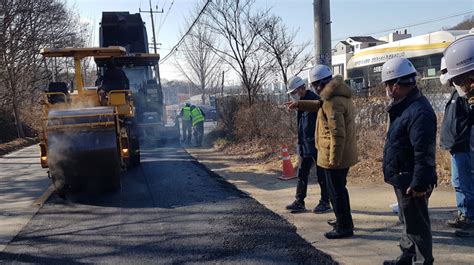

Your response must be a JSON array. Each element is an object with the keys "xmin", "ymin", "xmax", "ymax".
[
  {"xmin": 345, "ymin": 36, "xmax": 387, "ymax": 52},
  {"xmin": 345, "ymin": 30, "xmax": 472, "ymax": 90},
  {"xmin": 274, "ymin": 30, "xmax": 473, "ymax": 93},
  {"xmin": 378, "ymin": 30, "xmax": 412, "ymax": 43},
  {"xmin": 331, "ymin": 36, "xmax": 386, "ymax": 83},
  {"xmin": 326, "ymin": 30, "xmax": 473, "ymax": 90}
]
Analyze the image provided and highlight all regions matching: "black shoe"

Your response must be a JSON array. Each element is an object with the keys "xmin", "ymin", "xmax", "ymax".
[
  {"xmin": 327, "ymin": 219, "xmax": 354, "ymax": 229},
  {"xmin": 313, "ymin": 201, "xmax": 332, "ymax": 214},
  {"xmin": 324, "ymin": 228, "xmax": 353, "ymax": 239},
  {"xmin": 383, "ymin": 255, "xmax": 414, "ymax": 265},
  {"xmin": 455, "ymin": 228, "xmax": 474, "ymax": 237},
  {"xmin": 285, "ymin": 201, "xmax": 306, "ymax": 213},
  {"xmin": 446, "ymin": 215, "xmax": 474, "ymax": 229},
  {"xmin": 327, "ymin": 219, "xmax": 337, "ymax": 227},
  {"xmin": 447, "ymin": 214, "xmax": 468, "ymax": 228}
]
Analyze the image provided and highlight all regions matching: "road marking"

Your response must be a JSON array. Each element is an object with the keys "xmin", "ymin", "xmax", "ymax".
[{"xmin": 32, "ymin": 185, "xmax": 54, "ymax": 207}]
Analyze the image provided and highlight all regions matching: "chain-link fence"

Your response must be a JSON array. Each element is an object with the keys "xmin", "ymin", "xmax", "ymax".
[
  {"xmin": 216, "ymin": 91, "xmax": 449, "ymax": 130},
  {"xmin": 215, "ymin": 89, "xmax": 453, "ymax": 184}
]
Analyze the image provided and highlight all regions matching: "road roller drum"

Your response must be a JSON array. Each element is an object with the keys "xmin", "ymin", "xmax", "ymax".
[{"xmin": 47, "ymin": 107, "xmax": 121, "ymax": 194}]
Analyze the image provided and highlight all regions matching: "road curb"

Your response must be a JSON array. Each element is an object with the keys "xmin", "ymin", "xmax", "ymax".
[{"xmin": 32, "ymin": 185, "xmax": 54, "ymax": 207}]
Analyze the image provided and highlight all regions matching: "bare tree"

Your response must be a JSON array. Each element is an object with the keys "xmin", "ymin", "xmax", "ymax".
[
  {"xmin": 173, "ymin": 17, "xmax": 224, "ymax": 105},
  {"xmin": 0, "ymin": 0, "xmax": 86, "ymax": 138},
  {"xmin": 259, "ymin": 15, "xmax": 312, "ymax": 93},
  {"xmin": 447, "ymin": 15, "xmax": 474, "ymax": 30},
  {"xmin": 204, "ymin": 0, "xmax": 276, "ymax": 106}
]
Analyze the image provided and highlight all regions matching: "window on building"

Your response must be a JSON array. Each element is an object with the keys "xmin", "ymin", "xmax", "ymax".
[
  {"xmin": 356, "ymin": 44, "xmax": 360, "ymax": 49},
  {"xmin": 411, "ymin": 57, "xmax": 424, "ymax": 70},
  {"xmin": 427, "ymin": 68, "xmax": 436, "ymax": 77},
  {"xmin": 426, "ymin": 54, "xmax": 442, "ymax": 67},
  {"xmin": 368, "ymin": 43, "xmax": 376, "ymax": 47},
  {"xmin": 333, "ymin": 64, "xmax": 344, "ymax": 76}
]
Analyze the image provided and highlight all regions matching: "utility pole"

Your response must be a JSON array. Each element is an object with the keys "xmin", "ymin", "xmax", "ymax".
[
  {"xmin": 221, "ymin": 71, "xmax": 225, "ymax": 96},
  {"xmin": 140, "ymin": 0, "xmax": 164, "ymax": 88},
  {"xmin": 313, "ymin": 0, "xmax": 332, "ymax": 66}
]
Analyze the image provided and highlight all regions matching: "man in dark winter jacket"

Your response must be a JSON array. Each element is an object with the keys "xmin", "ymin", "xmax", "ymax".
[
  {"xmin": 440, "ymin": 35, "xmax": 474, "ymax": 238},
  {"xmin": 381, "ymin": 58, "xmax": 437, "ymax": 265},
  {"xmin": 440, "ymin": 58, "xmax": 474, "ymax": 231},
  {"xmin": 286, "ymin": 66, "xmax": 359, "ymax": 240},
  {"xmin": 285, "ymin": 76, "xmax": 331, "ymax": 214}
]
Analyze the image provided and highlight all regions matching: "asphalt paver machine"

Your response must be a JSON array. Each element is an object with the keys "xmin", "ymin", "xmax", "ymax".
[{"xmin": 98, "ymin": 12, "xmax": 180, "ymax": 145}]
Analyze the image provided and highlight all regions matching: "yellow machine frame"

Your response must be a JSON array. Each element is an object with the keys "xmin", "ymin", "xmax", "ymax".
[{"xmin": 39, "ymin": 46, "xmax": 135, "ymax": 168}]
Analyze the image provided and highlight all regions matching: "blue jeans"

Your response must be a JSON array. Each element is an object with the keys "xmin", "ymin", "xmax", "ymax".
[
  {"xmin": 451, "ymin": 152, "xmax": 474, "ymax": 219},
  {"xmin": 471, "ymin": 126, "xmax": 474, "ymax": 178}
]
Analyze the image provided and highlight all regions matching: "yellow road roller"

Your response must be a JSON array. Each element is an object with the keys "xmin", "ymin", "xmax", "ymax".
[{"xmin": 38, "ymin": 47, "xmax": 140, "ymax": 196}]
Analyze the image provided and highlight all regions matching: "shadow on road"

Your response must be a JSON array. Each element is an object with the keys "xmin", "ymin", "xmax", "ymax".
[
  {"xmin": 0, "ymin": 142, "xmax": 336, "ymax": 265},
  {"xmin": 46, "ymin": 142, "xmax": 248, "ymax": 210}
]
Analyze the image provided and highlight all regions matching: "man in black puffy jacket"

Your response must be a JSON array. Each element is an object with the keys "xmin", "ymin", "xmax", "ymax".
[
  {"xmin": 381, "ymin": 58, "xmax": 437, "ymax": 265},
  {"xmin": 440, "ymin": 35, "xmax": 474, "ymax": 238},
  {"xmin": 284, "ymin": 76, "xmax": 330, "ymax": 214},
  {"xmin": 440, "ymin": 66, "xmax": 473, "ymax": 231}
]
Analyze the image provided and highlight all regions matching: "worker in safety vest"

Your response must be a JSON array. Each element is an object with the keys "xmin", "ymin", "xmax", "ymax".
[
  {"xmin": 190, "ymin": 105, "xmax": 205, "ymax": 147},
  {"xmin": 179, "ymin": 103, "xmax": 192, "ymax": 143}
]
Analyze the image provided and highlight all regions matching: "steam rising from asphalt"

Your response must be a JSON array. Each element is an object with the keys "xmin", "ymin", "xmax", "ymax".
[{"xmin": 47, "ymin": 133, "xmax": 73, "ymax": 188}]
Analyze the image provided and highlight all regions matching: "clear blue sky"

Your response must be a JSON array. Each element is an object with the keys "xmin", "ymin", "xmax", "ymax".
[{"xmin": 72, "ymin": 0, "xmax": 474, "ymax": 81}]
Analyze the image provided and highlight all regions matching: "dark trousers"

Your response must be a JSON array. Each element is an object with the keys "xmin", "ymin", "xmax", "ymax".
[
  {"xmin": 295, "ymin": 156, "xmax": 329, "ymax": 204},
  {"xmin": 193, "ymin": 122, "xmax": 204, "ymax": 145},
  {"xmin": 394, "ymin": 187, "xmax": 434, "ymax": 265},
  {"xmin": 181, "ymin": 120, "xmax": 192, "ymax": 142},
  {"xmin": 324, "ymin": 168, "xmax": 353, "ymax": 229}
]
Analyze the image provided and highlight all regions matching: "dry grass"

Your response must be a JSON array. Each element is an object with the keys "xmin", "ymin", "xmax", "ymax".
[
  {"xmin": 213, "ymin": 97, "xmax": 453, "ymax": 187},
  {"xmin": 0, "ymin": 138, "xmax": 37, "ymax": 156},
  {"xmin": 435, "ymin": 114, "xmax": 452, "ymax": 186},
  {"xmin": 348, "ymin": 126, "xmax": 386, "ymax": 185}
]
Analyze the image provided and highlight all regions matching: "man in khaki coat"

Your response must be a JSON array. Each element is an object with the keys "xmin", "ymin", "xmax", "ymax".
[{"xmin": 286, "ymin": 65, "xmax": 358, "ymax": 239}]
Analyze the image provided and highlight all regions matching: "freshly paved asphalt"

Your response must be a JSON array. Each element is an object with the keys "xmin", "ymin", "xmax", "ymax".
[{"xmin": 0, "ymin": 141, "xmax": 334, "ymax": 264}]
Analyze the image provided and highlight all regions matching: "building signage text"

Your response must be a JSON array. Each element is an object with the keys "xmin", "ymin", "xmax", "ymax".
[{"xmin": 353, "ymin": 52, "xmax": 406, "ymax": 67}]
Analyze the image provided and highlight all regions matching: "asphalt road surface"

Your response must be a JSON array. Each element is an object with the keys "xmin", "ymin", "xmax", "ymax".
[{"xmin": 0, "ymin": 141, "xmax": 334, "ymax": 264}]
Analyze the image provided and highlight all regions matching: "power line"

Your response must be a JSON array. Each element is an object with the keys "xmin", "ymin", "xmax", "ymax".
[
  {"xmin": 157, "ymin": 0, "xmax": 175, "ymax": 39},
  {"xmin": 157, "ymin": 0, "xmax": 168, "ymax": 32},
  {"xmin": 140, "ymin": 0, "xmax": 164, "ymax": 54},
  {"xmin": 160, "ymin": 0, "xmax": 211, "ymax": 64},
  {"xmin": 154, "ymin": 1, "xmax": 161, "ymax": 41},
  {"xmin": 332, "ymin": 10, "xmax": 474, "ymax": 42},
  {"xmin": 153, "ymin": 46, "xmax": 198, "ymax": 52}
]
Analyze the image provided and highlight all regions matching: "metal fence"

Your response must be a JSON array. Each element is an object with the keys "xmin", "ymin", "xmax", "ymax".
[{"xmin": 216, "ymin": 91, "xmax": 449, "ymax": 130}]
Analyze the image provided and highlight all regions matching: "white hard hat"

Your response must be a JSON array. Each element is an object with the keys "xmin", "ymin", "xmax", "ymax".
[
  {"xmin": 309, "ymin": 64, "xmax": 332, "ymax": 83},
  {"xmin": 440, "ymin": 57, "xmax": 447, "ymax": 72},
  {"xmin": 442, "ymin": 34, "xmax": 474, "ymax": 82},
  {"xmin": 439, "ymin": 57, "xmax": 448, "ymax": 85},
  {"xmin": 287, "ymin": 76, "xmax": 305, "ymax": 94},
  {"xmin": 381, "ymin": 58, "xmax": 417, "ymax": 83}
]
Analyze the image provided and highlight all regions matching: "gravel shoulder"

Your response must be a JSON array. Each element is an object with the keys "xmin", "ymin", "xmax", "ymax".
[{"xmin": 186, "ymin": 145, "xmax": 474, "ymax": 265}]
